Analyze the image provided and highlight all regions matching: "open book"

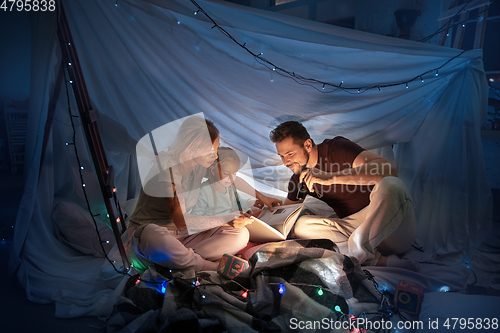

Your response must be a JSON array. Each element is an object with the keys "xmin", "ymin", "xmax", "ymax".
[{"xmin": 245, "ymin": 203, "xmax": 315, "ymax": 243}]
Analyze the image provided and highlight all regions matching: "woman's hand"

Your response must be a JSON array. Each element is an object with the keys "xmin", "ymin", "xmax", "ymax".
[{"xmin": 229, "ymin": 213, "xmax": 253, "ymax": 229}]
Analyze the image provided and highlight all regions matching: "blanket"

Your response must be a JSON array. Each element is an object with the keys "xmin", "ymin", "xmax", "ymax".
[{"xmin": 107, "ymin": 239, "xmax": 408, "ymax": 332}]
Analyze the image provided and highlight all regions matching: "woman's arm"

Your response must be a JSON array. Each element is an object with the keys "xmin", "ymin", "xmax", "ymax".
[{"xmin": 165, "ymin": 185, "xmax": 242, "ymax": 232}]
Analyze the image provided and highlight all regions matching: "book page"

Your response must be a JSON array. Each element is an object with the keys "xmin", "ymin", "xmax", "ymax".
[{"xmin": 257, "ymin": 203, "xmax": 304, "ymax": 228}]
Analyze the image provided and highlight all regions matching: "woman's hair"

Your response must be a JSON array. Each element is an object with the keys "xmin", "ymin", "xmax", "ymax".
[
  {"xmin": 208, "ymin": 147, "xmax": 241, "ymax": 215},
  {"xmin": 168, "ymin": 116, "xmax": 219, "ymax": 169}
]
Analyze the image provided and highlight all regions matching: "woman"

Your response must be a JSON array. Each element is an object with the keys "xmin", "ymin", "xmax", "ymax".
[{"xmin": 127, "ymin": 115, "xmax": 280, "ymax": 272}]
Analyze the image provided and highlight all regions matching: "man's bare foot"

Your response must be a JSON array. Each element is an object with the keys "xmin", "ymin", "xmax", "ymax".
[{"xmin": 377, "ymin": 255, "xmax": 388, "ymax": 266}]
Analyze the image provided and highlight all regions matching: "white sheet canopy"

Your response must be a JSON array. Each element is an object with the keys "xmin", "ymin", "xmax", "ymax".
[{"xmin": 10, "ymin": 0, "xmax": 491, "ymax": 317}]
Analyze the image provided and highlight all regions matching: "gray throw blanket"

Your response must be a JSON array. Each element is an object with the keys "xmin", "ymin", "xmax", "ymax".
[{"xmin": 107, "ymin": 239, "xmax": 398, "ymax": 333}]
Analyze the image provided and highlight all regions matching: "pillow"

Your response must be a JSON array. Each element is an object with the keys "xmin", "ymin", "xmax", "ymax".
[
  {"xmin": 52, "ymin": 200, "xmax": 116, "ymax": 257},
  {"xmin": 418, "ymin": 292, "xmax": 500, "ymax": 332}
]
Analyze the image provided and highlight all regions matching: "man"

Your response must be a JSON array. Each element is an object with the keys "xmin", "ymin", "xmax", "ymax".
[{"xmin": 269, "ymin": 121, "xmax": 418, "ymax": 269}]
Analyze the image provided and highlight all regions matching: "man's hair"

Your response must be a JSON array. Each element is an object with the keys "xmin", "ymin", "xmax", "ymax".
[{"xmin": 269, "ymin": 121, "xmax": 315, "ymax": 147}]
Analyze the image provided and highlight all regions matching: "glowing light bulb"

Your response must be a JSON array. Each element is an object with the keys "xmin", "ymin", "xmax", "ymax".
[
  {"xmin": 317, "ymin": 288, "xmax": 324, "ymax": 296},
  {"xmin": 242, "ymin": 290, "xmax": 248, "ymax": 298},
  {"xmin": 278, "ymin": 283, "xmax": 285, "ymax": 295}
]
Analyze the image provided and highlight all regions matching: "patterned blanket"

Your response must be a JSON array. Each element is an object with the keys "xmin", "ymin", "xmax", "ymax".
[{"xmin": 107, "ymin": 239, "xmax": 400, "ymax": 333}]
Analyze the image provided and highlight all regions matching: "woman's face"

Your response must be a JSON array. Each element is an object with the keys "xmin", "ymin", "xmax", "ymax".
[{"xmin": 194, "ymin": 137, "xmax": 220, "ymax": 168}]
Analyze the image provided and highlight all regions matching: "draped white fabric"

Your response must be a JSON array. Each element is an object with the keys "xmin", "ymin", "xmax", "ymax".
[{"xmin": 10, "ymin": 0, "xmax": 491, "ymax": 317}]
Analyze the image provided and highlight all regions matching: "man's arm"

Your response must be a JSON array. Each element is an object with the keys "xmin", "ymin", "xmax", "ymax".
[
  {"xmin": 284, "ymin": 197, "xmax": 304, "ymax": 205},
  {"xmin": 300, "ymin": 150, "xmax": 397, "ymax": 191}
]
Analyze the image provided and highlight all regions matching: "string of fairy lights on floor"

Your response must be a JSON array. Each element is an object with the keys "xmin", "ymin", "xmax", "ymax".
[{"xmin": 181, "ymin": 0, "xmax": 487, "ymax": 94}]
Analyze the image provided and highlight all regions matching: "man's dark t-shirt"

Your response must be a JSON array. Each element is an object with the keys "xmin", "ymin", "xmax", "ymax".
[{"xmin": 287, "ymin": 137, "xmax": 372, "ymax": 218}]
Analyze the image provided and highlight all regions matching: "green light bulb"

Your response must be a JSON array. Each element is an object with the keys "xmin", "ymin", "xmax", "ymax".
[{"xmin": 317, "ymin": 288, "xmax": 323, "ymax": 296}]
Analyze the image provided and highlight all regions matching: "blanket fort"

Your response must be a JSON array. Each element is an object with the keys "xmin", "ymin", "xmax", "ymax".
[{"xmin": 10, "ymin": 0, "xmax": 490, "ymax": 319}]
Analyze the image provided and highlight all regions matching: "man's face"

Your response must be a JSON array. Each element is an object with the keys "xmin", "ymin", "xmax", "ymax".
[{"xmin": 275, "ymin": 136, "xmax": 309, "ymax": 174}]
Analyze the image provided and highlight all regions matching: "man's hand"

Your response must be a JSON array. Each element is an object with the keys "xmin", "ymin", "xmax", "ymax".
[
  {"xmin": 228, "ymin": 213, "xmax": 253, "ymax": 229},
  {"xmin": 256, "ymin": 194, "xmax": 283, "ymax": 212},
  {"xmin": 299, "ymin": 168, "xmax": 333, "ymax": 193}
]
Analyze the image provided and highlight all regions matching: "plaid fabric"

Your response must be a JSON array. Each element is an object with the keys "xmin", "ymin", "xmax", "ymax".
[{"xmin": 107, "ymin": 239, "xmax": 390, "ymax": 333}]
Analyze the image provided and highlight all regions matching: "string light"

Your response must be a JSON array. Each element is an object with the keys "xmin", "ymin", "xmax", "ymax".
[
  {"xmin": 435, "ymin": 70, "xmax": 439, "ymax": 76},
  {"xmin": 61, "ymin": 66, "xmax": 161, "ymax": 285},
  {"xmin": 241, "ymin": 290, "xmax": 248, "ymax": 298},
  {"xmin": 317, "ymin": 287, "xmax": 324, "ymax": 296},
  {"xmin": 420, "ymin": 76, "xmax": 424, "ymax": 82},
  {"xmin": 418, "ymin": 0, "xmax": 483, "ymax": 43},
  {"xmin": 189, "ymin": 0, "xmax": 467, "ymax": 94},
  {"xmin": 405, "ymin": 82, "xmax": 408, "ymax": 89},
  {"xmin": 278, "ymin": 283, "xmax": 286, "ymax": 295},
  {"xmin": 68, "ymin": 62, "xmax": 71, "ymax": 66}
]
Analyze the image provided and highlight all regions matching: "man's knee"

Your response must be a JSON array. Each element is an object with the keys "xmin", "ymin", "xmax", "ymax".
[
  {"xmin": 371, "ymin": 176, "xmax": 410, "ymax": 201},
  {"xmin": 293, "ymin": 216, "xmax": 335, "ymax": 239}
]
